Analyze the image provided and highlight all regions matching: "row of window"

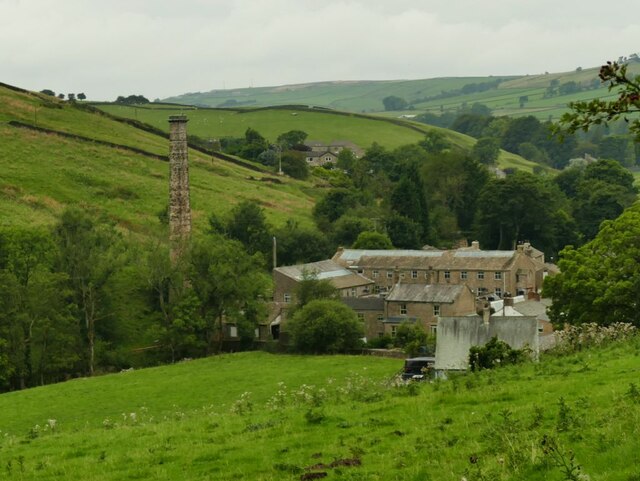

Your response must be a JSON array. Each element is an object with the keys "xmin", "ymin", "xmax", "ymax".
[
  {"xmin": 399, "ymin": 304, "xmax": 440, "ymax": 316},
  {"xmin": 365, "ymin": 269, "xmax": 503, "ymax": 281},
  {"xmin": 389, "ymin": 324, "xmax": 437, "ymax": 337}
]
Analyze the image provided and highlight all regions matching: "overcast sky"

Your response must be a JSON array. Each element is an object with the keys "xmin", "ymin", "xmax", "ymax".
[{"xmin": 1, "ymin": 0, "xmax": 638, "ymax": 101}]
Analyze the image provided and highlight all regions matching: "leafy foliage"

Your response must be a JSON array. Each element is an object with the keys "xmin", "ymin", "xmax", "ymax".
[
  {"xmin": 352, "ymin": 231, "xmax": 393, "ymax": 249},
  {"xmin": 288, "ymin": 300, "xmax": 363, "ymax": 354},
  {"xmin": 544, "ymin": 202, "xmax": 640, "ymax": 327},
  {"xmin": 558, "ymin": 61, "xmax": 640, "ymax": 142},
  {"xmin": 292, "ymin": 272, "xmax": 340, "ymax": 315},
  {"xmin": 469, "ymin": 337, "xmax": 527, "ymax": 371}
]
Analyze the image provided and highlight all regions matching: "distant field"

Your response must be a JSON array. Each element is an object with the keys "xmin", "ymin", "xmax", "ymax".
[
  {"xmin": 163, "ymin": 62, "xmax": 640, "ymax": 122},
  {"xmin": 0, "ymin": 340, "xmax": 639, "ymax": 480},
  {"xmin": 96, "ymin": 104, "xmax": 542, "ymax": 172},
  {"xmin": 163, "ymin": 76, "xmax": 516, "ymax": 113},
  {"xmin": 98, "ymin": 104, "xmax": 429, "ymax": 149}
]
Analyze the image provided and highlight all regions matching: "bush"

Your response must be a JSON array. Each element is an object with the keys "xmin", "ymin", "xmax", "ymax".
[
  {"xmin": 288, "ymin": 300, "xmax": 363, "ymax": 354},
  {"xmin": 469, "ymin": 337, "xmax": 527, "ymax": 371}
]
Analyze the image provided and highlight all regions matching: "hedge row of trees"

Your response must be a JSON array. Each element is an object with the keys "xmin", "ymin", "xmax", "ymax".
[
  {"xmin": 219, "ymin": 128, "xmax": 311, "ymax": 179},
  {"xmin": 415, "ymin": 104, "xmax": 639, "ymax": 169}
]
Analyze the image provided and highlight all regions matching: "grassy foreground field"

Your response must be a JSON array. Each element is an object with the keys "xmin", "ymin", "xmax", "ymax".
[{"xmin": 1, "ymin": 341, "xmax": 639, "ymax": 480}]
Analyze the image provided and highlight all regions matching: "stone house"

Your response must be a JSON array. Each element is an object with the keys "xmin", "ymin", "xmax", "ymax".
[
  {"xmin": 304, "ymin": 140, "xmax": 364, "ymax": 158},
  {"xmin": 341, "ymin": 297, "xmax": 385, "ymax": 341},
  {"xmin": 384, "ymin": 284, "xmax": 476, "ymax": 336},
  {"xmin": 332, "ymin": 241, "xmax": 550, "ymax": 298},
  {"xmin": 273, "ymin": 259, "xmax": 374, "ymax": 304},
  {"xmin": 304, "ymin": 150, "xmax": 339, "ymax": 167},
  {"xmin": 270, "ymin": 259, "xmax": 374, "ymax": 339}
]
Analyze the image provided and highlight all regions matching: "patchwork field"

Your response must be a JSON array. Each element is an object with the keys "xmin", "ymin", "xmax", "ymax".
[
  {"xmin": 1, "ymin": 340, "xmax": 639, "ymax": 480},
  {"xmin": 163, "ymin": 62, "xmax": 640, "ymax": 121}
]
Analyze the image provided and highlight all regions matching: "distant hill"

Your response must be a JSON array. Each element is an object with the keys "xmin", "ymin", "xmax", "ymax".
[
  {"xmin": 163, "ymin": 60, "xmax": 640, "ymax": 121},
  {"xmin": 95, "ymin": 103, "xmax": 538, "ymax": 172}
]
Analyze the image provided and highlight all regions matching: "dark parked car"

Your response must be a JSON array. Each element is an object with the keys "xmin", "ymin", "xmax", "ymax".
[{"xmin": 401, "ymin": 357, "xmax": 435, "ymax": 380}]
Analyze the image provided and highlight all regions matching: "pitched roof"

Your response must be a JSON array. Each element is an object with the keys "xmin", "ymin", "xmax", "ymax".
[
  {"xmin": 333, "ymin": 249, "xmax": 444, "ymax": 269},
  {"xmin": 386, "ymin": 284, "xmax": 466, "ymax": 304},
  {"xmin": 342, "ymin": 297, "xmax": 385, "ymax": 311},
  {"xmin": 305, "ymin": 151, "xmax": 336, "ymax": 158},
  {"xmin": 274, "ymin": 259, "xmax": 373, "ymax": 289},
  {"xmin": 333, "ymin": 247, "xmax": 524, "ymax": 271}
]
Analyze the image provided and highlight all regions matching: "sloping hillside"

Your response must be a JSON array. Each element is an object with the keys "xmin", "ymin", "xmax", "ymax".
[
  {"xmin": 0, "ymin": 339, "xmax": 638, "ymax": 480},
  {"xmin": 96, "ymin": 103, "xmax": 537, "ymax": 172},
  {"xmin": 0, "ymin": 84, "xmax": 318, "ymax": 233}
]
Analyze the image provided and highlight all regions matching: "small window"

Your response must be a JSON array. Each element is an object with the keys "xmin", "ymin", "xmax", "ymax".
[
  {"xmin": 430, "ymin": 325, "xmax": 437, "ymax": 335},
  {"xmin": 461, "ymin": 271, "xmax": 468, "ymax": 280},
  {"xmin": 391, "ymin": 325, "xmax": 398, "ymax": 337},
  {"xmin": 444, "ymin": 271, "xmax": 451, "ymax": 280},
  {"xmin": 433, "ymin": 304, "xmax": 440, "ymax": 316},
  {"xmin": 357, "ymin": 313, "xmax": 365, "ymax": 321},
  {"xmin": 538, "ymin": 324, "xmax": 544, "ymax": 333},
  {"xmin": 495, "ymin": 271, "xmax": 502, "ymax": 280},
  {"xmin": 372, "ymin": 270, "xmax": 379, "ymax": 278},
  {"xmin": 284, "ymin": 293, "xmax": 291, "ymax": 303},
  {"xmin": 350, "ymin": 288, "xmax": 357, "ymax": 297},
  {"xmin": 387, "ymin": 271, "xmax": 393, "ymax": 279},
  {"xmin": 357, "ymin": 268, "xmax": 364, "ymax": 274},
  {"xmin": 377, "ymin": 314, "xmax": 384, "ymax": 321},
  {"xmin": 411, "ymin": 270, "xmax": 418, "ymax": 279},
  {"xmin": 373, "ymin": 285, "xmax": 381, "ymax": 294},
  {"xmin": 400, "ymin": 303, "xmax": 407, "ymax": 315},
  {"xmin": 495, "ymin": 287, "xmax": 502, "ymax": 297},
  {"xmin": 477, "ymin": 271, "xmax": 485, "ymax": 280}
]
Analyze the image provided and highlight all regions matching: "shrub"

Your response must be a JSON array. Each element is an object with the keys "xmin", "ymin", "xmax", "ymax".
[
  {"xmin": 288, "ymin": 300, "xmax": 363, "ymax": 354},
  {"xmin": 469, "ymin": 337, "xmax": 527, "ymax": 371}
]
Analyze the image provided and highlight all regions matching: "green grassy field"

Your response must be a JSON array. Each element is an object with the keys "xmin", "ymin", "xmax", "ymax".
[
  {"xmin": 1, "ymin": 340, "xmax": 639, "ymax": 480},
  {"xmin": 163, "ymin": 62, "xmax": 640, "ymax": 122},
  {"xmin": 0, "ymin": 85, "xmax": 318, "ymax": 233},
  {"xmin": 96, "ymin": 103, "xmax": 541, "ymax": 173}
]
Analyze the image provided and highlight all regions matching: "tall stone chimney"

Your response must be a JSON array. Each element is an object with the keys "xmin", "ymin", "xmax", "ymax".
[{"xmin": 168, "ymin": 115, "xmax": 191, "ymax": 261}]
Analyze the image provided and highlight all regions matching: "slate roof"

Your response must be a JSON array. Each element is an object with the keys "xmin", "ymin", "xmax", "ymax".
[
  {"xmin": 305, "ymin": 151, "xmax": 337, "ymax": 158},
  {"xmin": 386, "ymin": 284, "xmax": 466, "ymax": 304},
  {"xmin": 512, "ymin": 299, "xmax": 551, "ymax": 321},
  {"xmin": 274, "ymin": 259, "xmax": 373, "ymax": 289},
  {"xmin": 341, "ymin": 297, "xmax": 385, "ymax": 311},
  {"xmin": 333, "ymin": 247, "xmax": 530, "ymax": 272}
]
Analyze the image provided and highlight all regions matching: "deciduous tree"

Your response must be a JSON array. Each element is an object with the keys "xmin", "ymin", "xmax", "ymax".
[
  {"xmin": 544, "ymin": 202, "xmax": 640, "ymax": 327},
  {"xmin": 288, "ymin": 300, "xmax": 363, "ymax": 354},
  {"xmin": 558, "ymin": 61, "xmax": 640, "ymax": 142}
]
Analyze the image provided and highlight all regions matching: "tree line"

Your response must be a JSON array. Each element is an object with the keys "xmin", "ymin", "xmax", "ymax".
[
  {"xmin": 415, "ymin": 103, "xmax": 639, "ymax": 169},
  {"xmin": 0, "ymin": 207, "xmax": 271, "ymax": 392}
]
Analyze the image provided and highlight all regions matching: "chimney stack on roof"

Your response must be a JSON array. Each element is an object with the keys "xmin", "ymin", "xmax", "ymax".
[{"xmin": 482, "ymin": 302, "xmax": 491, "ymax": 326}]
